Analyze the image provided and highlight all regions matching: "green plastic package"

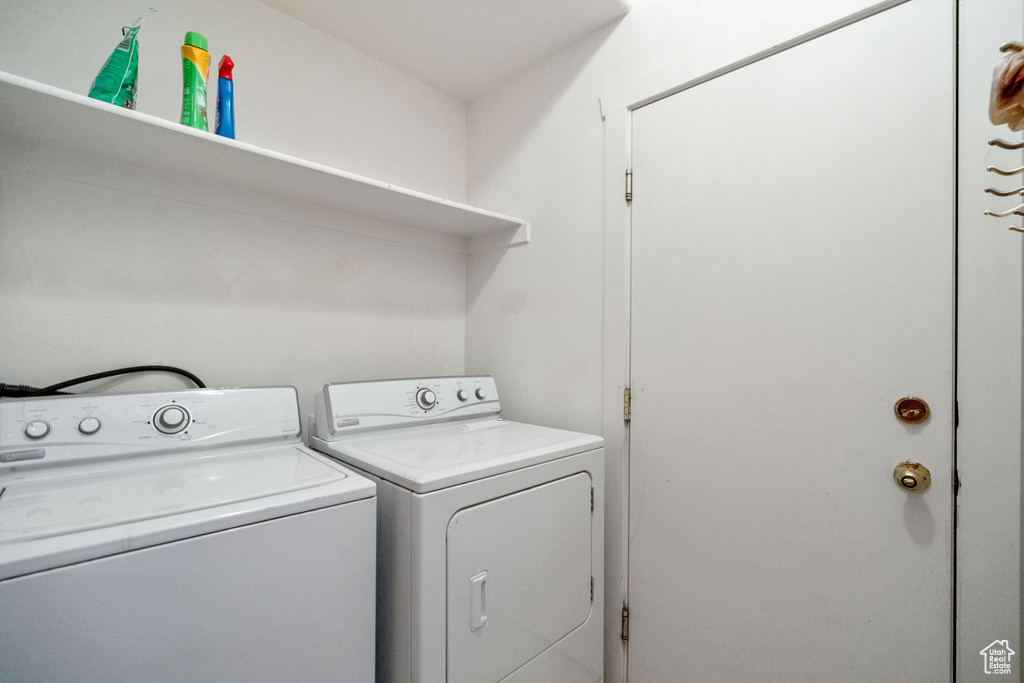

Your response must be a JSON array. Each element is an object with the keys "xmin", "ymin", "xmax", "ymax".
[{"xmin": 87, "ymin": 9, "xmax": 155, "ymax": 109}]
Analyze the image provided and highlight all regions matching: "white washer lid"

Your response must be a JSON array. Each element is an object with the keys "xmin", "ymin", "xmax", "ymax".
[
  {"xmin": 311, "ymin": 418, "xmax": 603, "ymax": 493},
  {"xmin": 0, "ymin": 445, "xmax": 375, "ymax": 579}
]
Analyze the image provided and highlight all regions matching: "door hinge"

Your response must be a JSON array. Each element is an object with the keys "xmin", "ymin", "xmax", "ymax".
[
  {"xmin": 591, "ymin": 577, "xmax": 595, "ymax": 603},
  {"xmin": 621, "ymin": 604, "xmax": 629, "ymax": 642},
  {"xmin": 624, "ymin": 387, "xmax": 632, "ymax": 422},
  {"xmin": 591, "ymin": 487, "xmax": 595, "ymax": 513},
  {"xmin": 625, "ymin": 169, "xmax": 633, "ymax": 203}
]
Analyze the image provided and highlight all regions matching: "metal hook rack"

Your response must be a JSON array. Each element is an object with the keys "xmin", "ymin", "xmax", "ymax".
[
  {"xmin": 985, "ymin": 146, "xmax": 1024, "ymax": 231},
  {"xmin": 985, "ymin": 43, "xmax": 1024, "ymax": 232}
]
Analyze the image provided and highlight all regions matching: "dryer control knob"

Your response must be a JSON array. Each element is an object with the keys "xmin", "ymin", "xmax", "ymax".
[
  {"xmin": 475, "ymin": 388, "xmax": 487, "ymax": 400},
  {"xmin": 457, "ymin": 389, "xmax": 469, "ymax": 402},
  {"xmin": 154, "ymin": 405, "xmax": 190, "ymax": 434},
  {"xmin": 416, "ymin": 388, "xmax": 437, "ymax": 410}
]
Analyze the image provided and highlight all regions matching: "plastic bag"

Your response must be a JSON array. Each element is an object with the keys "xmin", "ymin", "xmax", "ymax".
[{"xmin": 87, "ymin": 8, "xmax": 155, "ymax": 109}]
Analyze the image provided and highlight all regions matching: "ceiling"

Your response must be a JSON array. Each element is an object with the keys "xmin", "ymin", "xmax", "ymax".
[{"xmin": 258, "ymin": 0, "xmax": 632, "ymax": 102}]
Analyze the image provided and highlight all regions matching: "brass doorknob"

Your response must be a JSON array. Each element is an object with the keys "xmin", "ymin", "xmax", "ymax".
[{"xmin": 893, "ymin": 462, "xmax": 931, "ymax": 492}]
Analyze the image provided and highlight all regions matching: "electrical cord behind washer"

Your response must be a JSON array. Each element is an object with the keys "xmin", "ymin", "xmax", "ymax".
[{"xmin": 0, "ymin": 365, "xmax": 206, "ymax": 398}]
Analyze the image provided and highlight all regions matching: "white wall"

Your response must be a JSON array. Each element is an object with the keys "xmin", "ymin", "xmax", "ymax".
[
  {"xmin": 466, "ymin": 0, "xmax": 1021, "ymax": 679},
  {"xmin": 0, "ymin": 0, "xmax": 469, "ymax": 422}
]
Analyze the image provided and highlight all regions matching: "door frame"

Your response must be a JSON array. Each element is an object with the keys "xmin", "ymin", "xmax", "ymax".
[{"xmin": 598, "ymin": 1, "xmax": 1019, "ymax": 680}]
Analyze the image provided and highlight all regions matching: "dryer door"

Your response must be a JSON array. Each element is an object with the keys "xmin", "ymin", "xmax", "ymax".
[{"xmin": 446, "ymin": 472, "xmax": 593, "ymax": 683}]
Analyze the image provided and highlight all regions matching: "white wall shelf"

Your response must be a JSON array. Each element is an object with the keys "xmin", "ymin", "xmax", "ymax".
[{"xmin": 0, "ymin": 71, "xmax": 529, "ymax": 251}]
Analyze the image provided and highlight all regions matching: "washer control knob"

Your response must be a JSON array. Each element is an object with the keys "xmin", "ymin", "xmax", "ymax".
[
  {"xmin": 416, "ymin": 388, "xmax": 437, "ymax": 410},
  {"xmin": 475, "ymin": 388, "xmax": 487, "ymax": 400},
  {"xmin": 78, "ymin": 417, "xmax": 101, "ymax": 435},
  {"xmin": 154, "ymin": 405, "xmax": 190, "ymax": 434},
  {"xmin": 456, "ymin": 389, "xmax": 469, "ymax": 402},
  {"xmin": 24, "ymin": 420, "xmax": 50, "ymax": 440}
]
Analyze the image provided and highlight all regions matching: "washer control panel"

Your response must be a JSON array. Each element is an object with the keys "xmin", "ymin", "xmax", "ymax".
[
  {"xmin": 315, "ymin": 376, "xmax": 500, "ymax": 438},
  {"xmin": 0, "ymin": 388, "xmax": 301, "ymax": 469}
]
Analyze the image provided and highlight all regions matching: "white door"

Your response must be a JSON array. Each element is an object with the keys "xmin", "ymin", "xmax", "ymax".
[
  {"xmin": 627, "ymin": 1, "xmax": 954, "ymax": 681},
  {"xmin": 446, "ymin": 473, "xmax": 593, "ymax": 683}
]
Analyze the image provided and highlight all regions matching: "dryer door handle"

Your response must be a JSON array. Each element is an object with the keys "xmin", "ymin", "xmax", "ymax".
[{"xmin": 470, "ymin": 571, "xmax": 488, "ymax": 631}]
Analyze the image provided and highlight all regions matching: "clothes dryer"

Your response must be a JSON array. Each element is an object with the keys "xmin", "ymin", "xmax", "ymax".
[
  {"xmin": 0, "ymin": 387, "xmax": 376, "ymax": 683},
  {"xmin": 311, "ymin": 376, "xmax": 604, "ymax": 683}
]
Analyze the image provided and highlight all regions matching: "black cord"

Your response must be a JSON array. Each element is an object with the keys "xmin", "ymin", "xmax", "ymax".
[
  {"xmin": 0, "ymin": 383, "xmax": 71, "ymax": 398},
  {"xmin": 23, "ymin": 365, "xmax": 206, "ymax": 396}
]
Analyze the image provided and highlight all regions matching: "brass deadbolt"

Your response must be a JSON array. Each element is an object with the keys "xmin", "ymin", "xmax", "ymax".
[
  {"xmin": 894, "ymin": 397, "xmax": 930, "ymax": 425},
  {"xmin": 893, "ymin": 462, "xmax": 931, "ymax": 492}
]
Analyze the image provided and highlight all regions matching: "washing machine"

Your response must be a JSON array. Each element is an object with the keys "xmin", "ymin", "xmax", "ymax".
[
  {"xmin": 310, "ymin": 376, "xmax": 604, "ymax": 683},
  {"xmin": 0, "ymin": 387, "xmax": 376, "ymax": 683}
]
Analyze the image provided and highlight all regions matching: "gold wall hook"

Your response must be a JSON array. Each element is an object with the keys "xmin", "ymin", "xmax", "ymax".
[
  {"xmin": 984, "ymin": 205, "xmax": 1024, "ymax": 217},
  {"xmin": 984, "ymin": 185, "xmax": 1024, "ymax": 196},
  {"xmin": 989, "ymin": 138, "xmax": 1024, "ymax": 150},
  {"xmin": 987, "ymin": 165, "xmax": 1024, "ymax": 176}
]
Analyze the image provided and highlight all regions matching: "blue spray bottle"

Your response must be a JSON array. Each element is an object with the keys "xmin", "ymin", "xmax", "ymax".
[{"xmin": 215, "ymin": 55, "xmax": 235, "ymax": 139}]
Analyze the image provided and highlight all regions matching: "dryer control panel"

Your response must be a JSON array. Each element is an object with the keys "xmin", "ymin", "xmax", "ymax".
[
  {"xmin": 0, "ymin": 388, "xmax": 301, "ymax": 470},
  {"xmin": 315, "ymin": 376, "xmax": 500, "ymax": 438}
]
